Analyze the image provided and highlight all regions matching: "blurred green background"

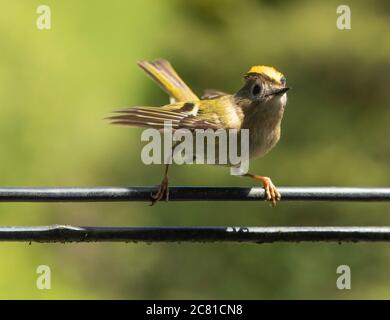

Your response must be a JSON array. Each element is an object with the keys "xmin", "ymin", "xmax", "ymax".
[{"xmin": 0, "ymin": 0, "xmax": 389, "ymax": 299}]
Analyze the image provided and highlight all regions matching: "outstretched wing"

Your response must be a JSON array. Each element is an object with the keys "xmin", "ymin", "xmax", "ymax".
[
  {"xmin": 138, "ymin": 59, "xmax": 199, "ymax": 102},
  {"xmin": 108, "ymin": 96, "xmax": 240, "ymax": 130}
]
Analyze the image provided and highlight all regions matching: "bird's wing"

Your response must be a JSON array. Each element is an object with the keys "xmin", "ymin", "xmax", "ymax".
[
  {"xmin": 108, "ymin": 96, "xmax": 240, "ymax": 130},
  {"xmin": 201, "ymin": 89, "xmax": 229, "ymax": 99},
  {"xmin": 137, "ymin": 59, "xmax": 199, "ymax": 102}
]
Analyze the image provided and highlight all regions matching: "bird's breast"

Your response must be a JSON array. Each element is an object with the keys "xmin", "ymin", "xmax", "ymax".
[
  {"xmin": 248, "ymin": 122, "xmax": 281, "ymax": 159},
  {"xmin": 244, "ymin": 104, "xmax": 284, "ymax": 159}
]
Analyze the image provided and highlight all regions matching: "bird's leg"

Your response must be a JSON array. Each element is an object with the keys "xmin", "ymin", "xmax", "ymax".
[
  {"xmin": 150, "ymin": 134, "xmax": 180, "ymax": 206},
  {"xmin": 150, "ymin": 164, "xmax": 170, "ymax": 206},
  {"xmin": 243, "ymin": 173, "xmax": 281, "ymax": 206}
]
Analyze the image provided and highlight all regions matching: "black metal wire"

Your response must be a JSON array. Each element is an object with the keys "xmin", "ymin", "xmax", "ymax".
[
  {"xmin": 0, "ymin": 186, "xmax": 389, "ymax": 243},
  {"xmin": 0, "ymin": 186, "xmax": 389, "ymax": 202},
  {"xmin": 0, "ymin": 225, "xmax": 390, "ymax": 243}
]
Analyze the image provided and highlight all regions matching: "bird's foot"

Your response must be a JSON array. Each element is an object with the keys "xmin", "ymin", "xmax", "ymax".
[
  {"xmin": 262, "ymin": 177, "xmax": 281, "ymax": 206},
  {"xmin": 243, "ymin": 173, "xmax": 281, "ymax": 206},
  {"xmin": 257, "ymin": 176, "xmax": 281, "ymax": 206},
  {"xmin": 150, "ymin": 176, "xmax": 169, "ymax": 206}
]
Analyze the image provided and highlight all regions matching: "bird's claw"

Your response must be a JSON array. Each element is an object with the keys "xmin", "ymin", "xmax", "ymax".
[
  {"xmin": 261, "ymin": 177, "xmax": 281, "ymax": 206},
  {"xmin": 150, "ymin": 177, "xmax": 169, "ymax": 206}
]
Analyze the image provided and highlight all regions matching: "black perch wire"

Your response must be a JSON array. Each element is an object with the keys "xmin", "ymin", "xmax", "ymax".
[
  {"xmin": 1, "ymin": 226, "xmax": 390, "ymax": 243},
  {"xmin": 0, "ymin": 186, "xmax": 389, "ymax": 202},
  {"xmin": 0, "ymin": 186, "xmax": 389, "ymax": 244}
]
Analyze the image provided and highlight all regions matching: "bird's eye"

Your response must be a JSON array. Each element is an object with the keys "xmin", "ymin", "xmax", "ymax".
[
  {"xmin": 251, "ymin": 84, "xmax": 261, "ymax": 96},
  {"xmin": 280, "ymin": 76, "xmax": 286, "ymax": 86}
]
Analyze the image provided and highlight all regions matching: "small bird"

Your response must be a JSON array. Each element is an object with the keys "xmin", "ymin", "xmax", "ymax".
[{"xmin": 109, "ymin": 59, "xmax": 289, "ymax": 205}]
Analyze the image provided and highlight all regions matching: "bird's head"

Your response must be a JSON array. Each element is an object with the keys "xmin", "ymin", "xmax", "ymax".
[{"xmin": 236, "ymin": 65, "xmax": 289, "ymax": 107}]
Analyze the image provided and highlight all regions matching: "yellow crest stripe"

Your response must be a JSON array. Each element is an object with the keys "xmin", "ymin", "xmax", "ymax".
[{"xmin": 247, "ymin": 65, "xmax": 284, "ymax": 83}]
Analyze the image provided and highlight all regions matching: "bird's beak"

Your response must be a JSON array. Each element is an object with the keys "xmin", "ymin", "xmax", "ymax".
[{"xmin": 266, "ymin": 87, "xmax": 290, "ymax": 97}]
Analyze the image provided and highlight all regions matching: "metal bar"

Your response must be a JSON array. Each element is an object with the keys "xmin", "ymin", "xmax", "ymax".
[
  {"xmin": 1, "ymin": 225, "xmax": 390, "ymax": 243},
  {"xmin": 0, "ymin": 186, "xmax": 389, "ymax": 202}
]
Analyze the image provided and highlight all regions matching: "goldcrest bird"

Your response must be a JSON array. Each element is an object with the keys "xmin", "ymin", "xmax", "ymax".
[{"xmin": 109, "ymin": 59, "xmax": 289, "ymax": 205}]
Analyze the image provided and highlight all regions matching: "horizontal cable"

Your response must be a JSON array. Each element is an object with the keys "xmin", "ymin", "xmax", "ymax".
[
  {"xmin": 1, "ymin": 226, "xmax": 390, "ymax": 243},
  {"xmin": 0, "ymin": 186, "xmax": 389, "ymax": 202}
]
